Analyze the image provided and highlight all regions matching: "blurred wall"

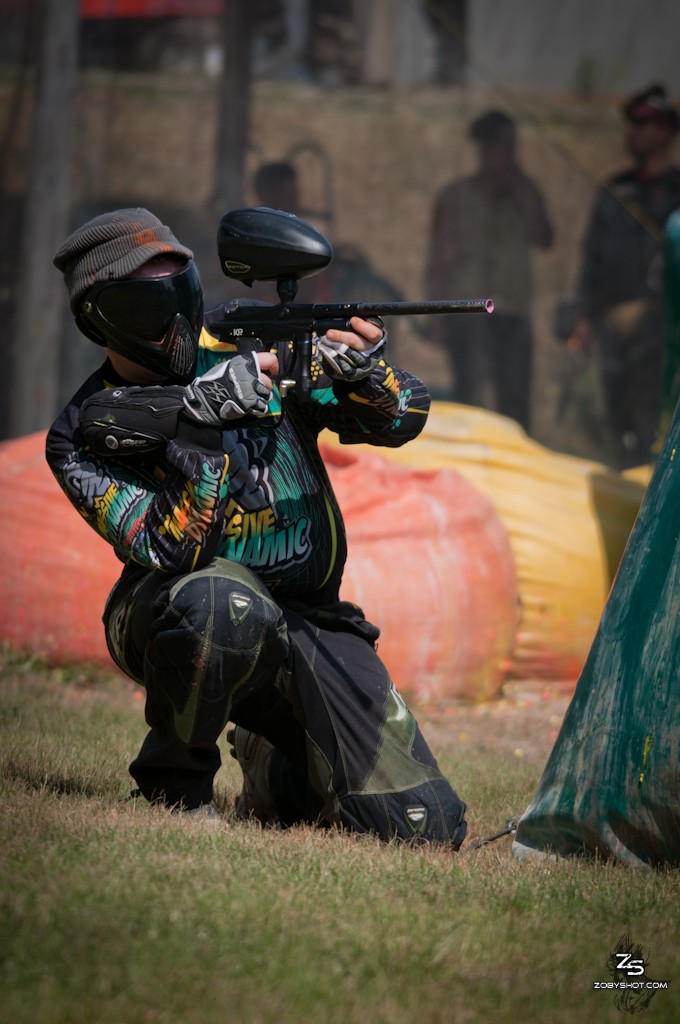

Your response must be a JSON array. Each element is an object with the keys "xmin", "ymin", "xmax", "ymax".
[
  {"xmin": 2, "ymin": 0, "xmax": 680, "ymax": 462},
  {"xmin": 468, "ymin": 0, "xmax": 680, "ymax": 95}
]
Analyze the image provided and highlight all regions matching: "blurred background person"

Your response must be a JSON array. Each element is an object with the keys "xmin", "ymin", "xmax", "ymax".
[
  {"xmin": 425, "ymin": 109, "xmax": 553, "ymax": 434},
  {"xmin": 250, "ymin": 157, "xmax": 408, "ymax": 328},
  {"xmin": 573, "ymin": 83, "xmax": 680, "ymax": 467},
  {"xmin": 253, "ymin": 159, "xmax": 300, "ymax": 212}
]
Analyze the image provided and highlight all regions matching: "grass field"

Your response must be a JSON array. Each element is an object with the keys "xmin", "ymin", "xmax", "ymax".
[{"xmin": 1, "ymin": 648, "xmax": 678, "ymax": 1024}]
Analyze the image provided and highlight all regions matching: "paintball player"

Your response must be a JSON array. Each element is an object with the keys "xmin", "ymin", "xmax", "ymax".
[
  {"xmin": 45, "ymin": 208, "xmax": 468, "ymax": 849},
  {"xmin": 574, "ymin": 83, "xmax": 680, "ymax": 467}
]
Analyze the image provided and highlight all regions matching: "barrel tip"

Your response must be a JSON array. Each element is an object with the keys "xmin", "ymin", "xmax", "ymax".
[{"xmin": 486, "ymin": 299, "xmax": 494, "ymax": 313}]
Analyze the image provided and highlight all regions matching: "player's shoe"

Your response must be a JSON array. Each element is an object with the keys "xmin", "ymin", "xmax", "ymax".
[
  {"xmin": 227, "ymin": 726, "xmax": 279, "ymax": 826},
  {"xmin": 181, "ymin": 801, "xmax": 223, "ymax": 821}
]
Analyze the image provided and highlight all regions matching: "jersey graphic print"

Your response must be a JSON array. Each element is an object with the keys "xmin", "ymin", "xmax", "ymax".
[{"xmin": 219, "ymin": 428, "xmax": 338, "ymax": 593}]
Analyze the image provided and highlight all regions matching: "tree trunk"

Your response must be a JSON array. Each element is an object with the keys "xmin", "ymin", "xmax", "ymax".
[
  {"xmin": 360, "ymin": 0, "xmax": 397, "ymax": 87},
  {"xmin": 8, "ymin": 0, "xmax": 79, "ymax": 439},
  {"xmin": 213, "ymin": 0, "xmax": 252, "ymax": 213}
]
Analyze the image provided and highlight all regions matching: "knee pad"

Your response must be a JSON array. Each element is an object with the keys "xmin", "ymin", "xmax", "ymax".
[{"xmin": 147, "ymin": 561, "xmax": 289, "ymax": 718}]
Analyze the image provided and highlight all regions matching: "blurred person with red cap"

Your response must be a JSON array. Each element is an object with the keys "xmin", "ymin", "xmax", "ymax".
[{"xmin": 574, "ymin": 83, "xmax": 680, "ymax": 467}]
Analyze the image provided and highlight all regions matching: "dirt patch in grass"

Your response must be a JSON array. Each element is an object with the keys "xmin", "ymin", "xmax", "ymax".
[{"xmin": 417, "ymin": 679, "xmax": 572, "ymax": 768}]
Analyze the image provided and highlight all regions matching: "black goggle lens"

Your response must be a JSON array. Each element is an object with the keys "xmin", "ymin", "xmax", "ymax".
[{"xmin": 93, "ymin": 261, "xmax": 203, "ymax": 343}]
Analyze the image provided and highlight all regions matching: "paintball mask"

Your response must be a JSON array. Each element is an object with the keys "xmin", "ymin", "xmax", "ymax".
[{"xmin": 77, "ymin": 260, "xmax": 203, "ymax": 382}]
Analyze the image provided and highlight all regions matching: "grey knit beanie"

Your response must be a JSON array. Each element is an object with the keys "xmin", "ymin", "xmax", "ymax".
[{"xmin": 54, "ymin": 208, "xmax": 194, "ymax": 310}]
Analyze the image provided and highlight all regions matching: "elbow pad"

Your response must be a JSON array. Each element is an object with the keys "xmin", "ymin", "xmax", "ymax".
[{"xmin": 79, "ymin": 385, "xmax": 186, "ymax": 458}]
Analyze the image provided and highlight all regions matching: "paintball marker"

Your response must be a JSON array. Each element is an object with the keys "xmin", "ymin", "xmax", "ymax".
[{"xmin": 215, "ymin": 207, "xmax": 493, "ymax": 399}]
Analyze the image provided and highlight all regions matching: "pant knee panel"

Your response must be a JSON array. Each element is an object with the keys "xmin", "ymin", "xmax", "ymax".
[{"xmin": 338, "ymin": 780, "xmax": 468, "ymax": 849}]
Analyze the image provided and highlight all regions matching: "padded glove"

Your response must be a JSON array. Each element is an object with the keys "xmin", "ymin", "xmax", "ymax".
[
  {"xmin": 317, "ymin": 322, "xmax": 387, "ymax": 383},
  {"xmin": 182, "ymin": 354, "xmax": 271, "ymax": 424}
]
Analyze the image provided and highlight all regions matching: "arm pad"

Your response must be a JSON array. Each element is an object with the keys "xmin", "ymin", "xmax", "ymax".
[{"xmin": 79, "ymin": 385, "xmax": 186, "ymax": 458}]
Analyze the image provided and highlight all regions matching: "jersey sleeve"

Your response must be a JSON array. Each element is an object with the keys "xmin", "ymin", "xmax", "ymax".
[
  {"xmin": 45, "ymin": 373, "xmax": 230, "ymax": 573},
  {"xmin": 300, "ymin": 352, "xmax": 431, "ymax": 447}
]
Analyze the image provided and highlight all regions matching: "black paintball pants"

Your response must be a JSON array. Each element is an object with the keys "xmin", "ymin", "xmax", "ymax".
[{"xmin": 103, "ymin": 557, "xmax": 468, "ymax": 848}]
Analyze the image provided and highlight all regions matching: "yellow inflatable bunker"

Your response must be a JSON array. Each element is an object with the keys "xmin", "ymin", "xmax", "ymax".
[{"xmin": 321, "ymin": 402, "xmax": 647, "ymax": 685}]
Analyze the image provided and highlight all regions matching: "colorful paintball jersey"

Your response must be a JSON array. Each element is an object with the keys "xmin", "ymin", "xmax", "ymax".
[{"xmin": 45, "ymin": 302, "xmax": 430, "ymax": 622}]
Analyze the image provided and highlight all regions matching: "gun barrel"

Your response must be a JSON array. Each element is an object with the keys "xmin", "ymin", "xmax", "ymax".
[{"xmin": 309, "ymin": 298, "xmax": 494, "ymax": 317}]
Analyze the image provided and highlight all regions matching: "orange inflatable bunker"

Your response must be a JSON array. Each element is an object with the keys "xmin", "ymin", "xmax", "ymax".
[
  {"xmin": 319, "ymin": 443, "xmax": 519, "ymax": 703},
  {"xmin": 0, "ymin": 431, "xmax": 121, "ymax": 668},
  {"xmin": 0, "ymin": 431, "xmax": 519, "ymax": 704}
]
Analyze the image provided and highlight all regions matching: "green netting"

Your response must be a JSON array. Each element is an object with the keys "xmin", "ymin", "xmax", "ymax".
[{"xmin": 512, "ymin": 398, "xmax": 680, "ymax": 869}]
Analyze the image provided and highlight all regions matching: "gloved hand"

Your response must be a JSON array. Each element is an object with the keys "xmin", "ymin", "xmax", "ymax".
[
  {"xmin": 317, "ymin": 322, "xmax": 387, "ymax": 383},
  {"xmin": 182, "ymin": 353, "xmax": 271, "ymax": 424}
]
